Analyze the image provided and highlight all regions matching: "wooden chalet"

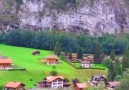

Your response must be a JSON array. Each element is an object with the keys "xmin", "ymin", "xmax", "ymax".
[
  {"xmin": 82, "ymin": 54, "xmax": 94, "ymax": 62},
  {"xmin": 71, "ymin": 53, "xmax": 78, "ymax": 61},
  {"xmin": 45, "ymin": 55, "xmax": 58, "ymax": 65},
  {"xmin": 75, "ymin": 83, "xmax": 88, "ymax": 90},
  {"xmin": 37, "ymin": 76, "xmax": 70, "ymax": 88},
  {"xmin": 0, "ymin": 59, "xmax": 12, "ymax": 69},
  {"xmin": 4, "ymin": 82, "xmax": 25, "ymax": 90}
]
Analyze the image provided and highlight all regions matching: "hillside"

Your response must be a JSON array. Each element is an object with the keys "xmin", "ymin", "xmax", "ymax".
[
  {"xmin": 0, "ymin": 44, "xmax": 107, "ymax": 88},
  {"xmin": 0, "ymin": 0, "xmax": 129, "ymax": 35}
]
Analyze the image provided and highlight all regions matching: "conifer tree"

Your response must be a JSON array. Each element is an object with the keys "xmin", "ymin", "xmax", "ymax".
[
  {"xmin": 77, "ymin": 46, "xmax": 83, "ymax": 59},
  {"xmin": 114, "ymin": 58, "xmax": 122, "ymax": 75},
  {"xmin": 109, "ymin": 61, "xmax": 116, "ymax": 81},
  {"xmin": 110, "ymin": 50, "xmax": 115, "ymax": 61},
  {"xmin": 69, "ymin": 52, "xmax": 72, "ymax": 59},
  {"xmin": 94, "ymin": 43, "xmax": 102, "ymax": 64},
  {"xmin": 54, "ymin": 41, "xmax": 62, "ymax": 55},
  {"xmin": 122, "ymin": 46, "xmax": 129, "ymax": 70}
]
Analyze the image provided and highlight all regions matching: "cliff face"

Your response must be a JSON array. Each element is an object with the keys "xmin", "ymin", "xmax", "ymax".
[{"xmin": 0, "ymin": 0, "xmax": 129, "ymax": 36}]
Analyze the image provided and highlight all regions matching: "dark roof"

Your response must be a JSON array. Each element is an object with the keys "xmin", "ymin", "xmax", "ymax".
[{"xmin": 81, "ymin": 61, "xmax": 91, "ymax": 64}]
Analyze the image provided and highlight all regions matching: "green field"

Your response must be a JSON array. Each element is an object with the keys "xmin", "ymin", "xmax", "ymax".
[{"xmin": 0, "ymin": 44, "xmax": 107, "ymax": 88}]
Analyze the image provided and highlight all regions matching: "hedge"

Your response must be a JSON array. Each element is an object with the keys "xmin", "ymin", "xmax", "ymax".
[{"xmin": 8, "ymin": 68, "xmax": 26, "ymax": 71}]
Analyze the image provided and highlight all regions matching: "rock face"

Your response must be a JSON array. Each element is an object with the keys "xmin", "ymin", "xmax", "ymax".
[{"xmin": 0, "ymin": 0, "xmax": 129, "ymax": 36}]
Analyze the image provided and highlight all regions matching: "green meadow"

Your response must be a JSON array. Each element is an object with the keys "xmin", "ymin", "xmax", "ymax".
[{"xmin": 0, "ymin": 44, "xmax": 107, "ymax": 88}]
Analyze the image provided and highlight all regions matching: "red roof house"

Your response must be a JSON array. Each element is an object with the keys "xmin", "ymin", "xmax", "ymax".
[
  {"xmin": 0, "ymin": 59, "xmax": 12, "ymax": 69},
  {"xmin": 75, "ymin": 83, "xmax": 88, "ymax": 90},
  {"xmin": 4, "ymin": 82, "xmax": 25, "ymax": 90},
  {"xmin": 37, "ymin": 76, "xmax": 65, "ymax": 88},
  {"xmin": 107, "ymin": 81, "xmax": 120, "ymax": 89}
]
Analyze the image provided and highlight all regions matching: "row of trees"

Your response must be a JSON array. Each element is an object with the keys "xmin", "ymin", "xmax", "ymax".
[{"xmin": 1, "ymin": 30, "xmax": 129, "ymax": 55}]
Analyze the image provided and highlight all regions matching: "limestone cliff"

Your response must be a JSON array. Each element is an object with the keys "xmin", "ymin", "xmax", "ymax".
[{"xmin": 0, "ymin": 0, "xmax": 129, "ymax": 36}]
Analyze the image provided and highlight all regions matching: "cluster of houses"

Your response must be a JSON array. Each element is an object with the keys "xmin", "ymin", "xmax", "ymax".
[
  {"xmin": 32, "ymin": 50, "xmax": 94, "ymax": 68},
  {"xmin": 3, "ymin": 75, "xmax": 120, "ymax": 90},
  {"xmin": 0, "ymin": 56, "xmax": 13, "ymax": 70},
  {"xmin": 90, "ymin": 75, "xmax": 120, "ymax": 90},
  {"xmin": 36, "ymin": 75, "xmax": 88, "ymax": 90},
  {"xmin": 1, "ymin": 51, "xmax": 120, "ymax": 90},
  {"xmin": 62, "ymin": 53, "xmax": 94, "ymax": 68},
  {"xmin": 39, "ymin": 53, "xmax": 94, "ymax": 68}
]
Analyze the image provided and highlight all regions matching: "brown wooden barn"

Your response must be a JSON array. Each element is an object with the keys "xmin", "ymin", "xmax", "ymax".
[
  {"xmin": 71, "ymin": 53, "xmax": 78, "ymax": 61},
  {"xmin": 32, "ymin": 50, "xmax": 40, "ymax": 55}
]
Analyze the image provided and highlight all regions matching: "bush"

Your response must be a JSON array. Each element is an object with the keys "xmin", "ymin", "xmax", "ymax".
[
  {"xmin": 50, "ymin": 70, "xmax": 58, "ymax": 76},
  {"xmin": 115, "ymin": 75, "xmax": 122, "ymax": 81}
]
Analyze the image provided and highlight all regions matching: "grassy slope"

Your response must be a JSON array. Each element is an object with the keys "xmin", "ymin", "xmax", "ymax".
[{"xmin": 0, "ymin": 44, "xmax": 107, "ymax": 88}]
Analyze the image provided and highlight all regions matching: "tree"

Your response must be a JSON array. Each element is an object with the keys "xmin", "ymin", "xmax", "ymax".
[
  {"xmin": 69, "ymin": 52, "xmax": 72, "ymax": 59},
  {"xmin": 77, "ymin": 46, "xmax": 83, "ymax": 59},
  {"xmin": 94, "ymin": 43, "xmax": 103, "ymax": 64},
  {"xmin": 64, "ymin": 78, "xmax": 70, "ymax": 83},
  {"xmin": 102, "ymin": 57, "xmax": 111, "ymax": 68},
  {"xmin": 109, "ymin": 61, "xmax": 116, "ymax": 81},
  {"xmin": 72, "ymin": 78, "xmax": 80, "ymax": 86},
  {"xmin": 54, "ymin": 41, "xmax": 62, "ymax": 55},
  {"xmin": 110, "ymin": 50, "xmax": 116, "ymax": 61},
  {"xmin": 50, "ymin": 70, "xmax": 58, "ymax": 76},
  {"xmin": 115, "ymin": 75, "xmax": 122, "ymax": 81},
  {"xmin": 122, "ymin": 47, "xmax": 129, "ymax": 70},
  {"xmin": 114, "ymin": 58, "xmax": 122, "ymax": 75},
  {"xmin": 116, "ymin": 69, "xmax": 129, "ymax": 90}
]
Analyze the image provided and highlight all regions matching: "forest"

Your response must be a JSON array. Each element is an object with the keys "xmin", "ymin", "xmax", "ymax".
[{"xmin": 0, "ymin": 29, "xmax": 128, "ymax": 56}]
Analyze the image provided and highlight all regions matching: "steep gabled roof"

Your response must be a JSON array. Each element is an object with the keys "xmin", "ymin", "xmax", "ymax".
[
  {"xmin": 45, "ymin": 55, "xmax": 58, "ymax": 59},
  {"xmin": 5, "ymin": 82, "xmax": 22, "ymax": 88},
  {"xmin": 0, "ymin": 59, "xmax": 12, "ymax": 64},
  {"xmin": 81, "ymin": 61, "xmax": 91, "ymax": 64},
  {"xmin": 45, "ymin": 76, "xmax": 64, "ymax": 82},
  {"xmin": 76, "ymin": 83, "xmax": 88, "ymax": 88},
  {"xmin": 108, "ymin": 81, "xmax": 120, "ymax": 87}
]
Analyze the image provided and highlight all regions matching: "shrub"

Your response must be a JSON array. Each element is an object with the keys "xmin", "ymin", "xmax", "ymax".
[{"xmin": 50, "ymin": 70, "xmax": 58, "ymax": 76}]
